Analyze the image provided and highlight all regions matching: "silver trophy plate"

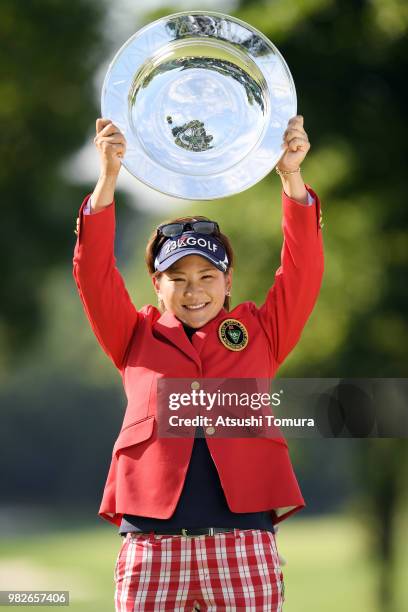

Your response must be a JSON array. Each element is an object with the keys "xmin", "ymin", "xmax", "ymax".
[{"xmin": 101, "ymin": 11, "xmax": 297, "ymax": 200}]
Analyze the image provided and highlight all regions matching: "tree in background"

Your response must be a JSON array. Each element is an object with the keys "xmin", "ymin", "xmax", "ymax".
[{"xmin": 0, "ymin": 0, "xmax": 106, "ymax": 366}]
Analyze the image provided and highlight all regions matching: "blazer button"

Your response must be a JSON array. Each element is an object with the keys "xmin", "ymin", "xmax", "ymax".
[
  {"xmin": 206, "ymin": 426, "xmax": 215, "ymax": 435},
  {"xmin": 191, "ymin": 381, "xmax": 200, "ymax": 390}
]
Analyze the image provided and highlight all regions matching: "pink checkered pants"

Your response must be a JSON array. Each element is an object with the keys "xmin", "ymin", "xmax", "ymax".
[{"xmin": 114, "ymin": 528, "xmax": 285, "ymax": 611}]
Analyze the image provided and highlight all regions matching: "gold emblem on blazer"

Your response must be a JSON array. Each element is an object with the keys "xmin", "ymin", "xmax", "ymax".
[{"xmin": 218, "ymin": 319, "xmax": 249, "ymax": 351}]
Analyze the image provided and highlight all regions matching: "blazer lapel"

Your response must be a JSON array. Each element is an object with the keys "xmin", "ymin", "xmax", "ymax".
[
  {"xmin": 191, "ymin": 307, "xmax": 228, "ymax": 357},
  {"xmin": 153, "ymin": 310, "xmax": 201, "ymax": 367},
  {"xmin": 152, "ymin": 308, "xmax": 228, "ymax": 368}
]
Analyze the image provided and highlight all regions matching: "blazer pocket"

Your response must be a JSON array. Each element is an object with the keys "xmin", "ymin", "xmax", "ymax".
[{"xmin": 112, "ymin": 415, "xmax": 155, "ymax": 457}]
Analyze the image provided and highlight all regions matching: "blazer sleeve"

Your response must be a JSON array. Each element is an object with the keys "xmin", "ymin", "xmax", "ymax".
[
  {"xmin": 72, "ymin": 193, "xmax": 140, "ymax": 371},
  {"xmin": 255, "ymin": 183, "xmax": 324, "ymax": 365}
]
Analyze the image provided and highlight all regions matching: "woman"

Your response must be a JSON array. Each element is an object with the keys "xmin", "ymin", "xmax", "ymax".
[{"xmin": 73, "ymin": 114, "xmax": 324, "ymax": 610}]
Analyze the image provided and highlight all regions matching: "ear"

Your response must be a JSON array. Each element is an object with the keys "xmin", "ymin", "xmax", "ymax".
[
  {"xmin": 225, "ymin": 267, "xmax": 233, "ymax": 292},
  {"xmin": 151, "ymin": 275, "xmax": 161, "ymax": 296}
]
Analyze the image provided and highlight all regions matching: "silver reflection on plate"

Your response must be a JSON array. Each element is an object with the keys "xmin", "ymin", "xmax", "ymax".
[{"xmin": 101, "ymin": 11, "xmax": 297, "ymax": 200}]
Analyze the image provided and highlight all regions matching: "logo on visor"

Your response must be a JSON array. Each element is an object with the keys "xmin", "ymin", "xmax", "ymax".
[
  {"xmin": 163, "ymin": 235, "xmax": 219, "ymax": 255},
  {"xmin": 218, "ymin": 319, "xmax": 249, "ymax": 351}
]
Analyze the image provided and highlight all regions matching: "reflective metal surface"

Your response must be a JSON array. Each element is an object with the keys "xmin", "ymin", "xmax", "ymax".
[{"xmin": 101, "ymin": 11, "xmax": 297, "ymax": 200}]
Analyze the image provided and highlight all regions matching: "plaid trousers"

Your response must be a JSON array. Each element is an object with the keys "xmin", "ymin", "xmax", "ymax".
[{"xmin": 114, "ymin": 528, "xmax": 285, "ymax": 611}]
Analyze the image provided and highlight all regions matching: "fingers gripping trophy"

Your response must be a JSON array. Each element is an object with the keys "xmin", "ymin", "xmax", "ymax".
[{"xmin": 73, "ymin": 11, "xmax": 324, "ymax": 611}]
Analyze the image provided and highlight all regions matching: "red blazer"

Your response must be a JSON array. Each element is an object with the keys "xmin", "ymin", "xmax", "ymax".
[{"xmin": 72, "ymin": 185, "xmax": 324, "ymax": 527}]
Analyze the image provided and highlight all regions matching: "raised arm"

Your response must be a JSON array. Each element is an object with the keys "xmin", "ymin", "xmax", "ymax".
[
  {"xmin": 72, "ymin": 119, "xmax": 139, "ymax": 371},
  {"xmin": 256, "ymin": 183, "xmax": 324, "ymax": 364},
  {"xmin": 256, "ymin": 115, "xmax": 324, "ymax": 365}
]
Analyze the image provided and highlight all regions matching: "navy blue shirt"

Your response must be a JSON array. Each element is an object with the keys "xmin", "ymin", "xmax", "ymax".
[{"xmin": 119, "ymin": 321, "xmax": 275, "ymax": 534}]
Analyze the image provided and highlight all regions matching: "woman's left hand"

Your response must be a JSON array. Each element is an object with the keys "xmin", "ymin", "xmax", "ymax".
[{"xmin": 276, "ymin": 115, "xmax": 311, "ymax": 173}]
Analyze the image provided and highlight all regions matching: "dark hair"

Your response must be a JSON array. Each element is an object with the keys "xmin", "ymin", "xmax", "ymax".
[{"xmin": 145, "ymin": 215, "xmax": 234, "ymax": 313}]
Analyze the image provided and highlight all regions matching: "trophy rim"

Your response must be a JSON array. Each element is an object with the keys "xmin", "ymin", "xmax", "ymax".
[{"xmin": 101, "ymin": 10, "xmax": 297, "ymax": 201}]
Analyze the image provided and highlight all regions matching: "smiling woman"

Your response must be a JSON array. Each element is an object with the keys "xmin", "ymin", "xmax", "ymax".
[
  {"xmin": 156, "ymin": 253, "xmax": 229, "ymax": 328},
  {"xmin": 73, "ymin": 114, "xmax": 323, "ymax": 611},
  {"xmin": 145, "ymin": 214, "xmax": 235, "ymax": 322}
]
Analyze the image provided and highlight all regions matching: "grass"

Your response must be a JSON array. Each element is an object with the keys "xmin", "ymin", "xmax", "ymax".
[{"xmin": 0, "ymin": 513, "xmax": 407, "ymax": 611}]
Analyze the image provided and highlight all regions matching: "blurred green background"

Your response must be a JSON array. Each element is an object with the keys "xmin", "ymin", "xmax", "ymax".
[{"xmin": 1, "ymin": 0, "xmax": 407, "ymax": 610}]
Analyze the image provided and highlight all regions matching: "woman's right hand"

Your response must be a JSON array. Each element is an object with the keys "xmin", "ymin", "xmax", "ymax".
[{"xmin": 94, "ymin": 118, "xmax": 127, "ymax": 178}]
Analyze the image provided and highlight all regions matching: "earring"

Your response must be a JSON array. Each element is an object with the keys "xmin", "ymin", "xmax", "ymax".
[{"xmin": 226, "ymin": 290, "xmax": 231, "ymax": 296}]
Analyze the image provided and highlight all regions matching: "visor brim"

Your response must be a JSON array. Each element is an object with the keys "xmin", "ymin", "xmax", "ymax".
[{"xmin": 155, "ymin": 249, "xmax": 226, "ymax": 272}]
